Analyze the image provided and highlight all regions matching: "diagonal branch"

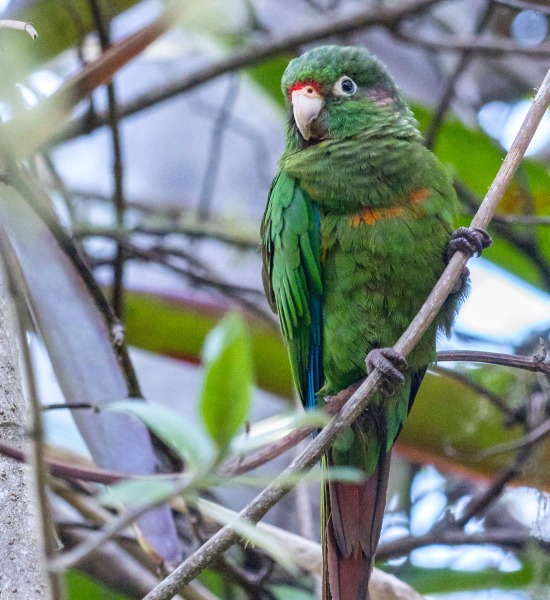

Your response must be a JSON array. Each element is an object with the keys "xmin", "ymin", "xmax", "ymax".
[{"xmin": 141, "ymin": 59, "xmax": 550, "ymax": 600}]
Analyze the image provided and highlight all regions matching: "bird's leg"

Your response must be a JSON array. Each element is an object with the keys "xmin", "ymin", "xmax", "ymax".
[
  {"xmin": 366, "ymin": 348, "xmax": 407, "ymax": 394},
  {"xmin": 447, "ymin": 227, "xmax": 492, "ymax": 294}
]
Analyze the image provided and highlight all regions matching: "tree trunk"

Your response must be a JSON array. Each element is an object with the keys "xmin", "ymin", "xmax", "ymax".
[{"xmin": 0, "ymin": 256, "xmax": 49, "ymax": 599}]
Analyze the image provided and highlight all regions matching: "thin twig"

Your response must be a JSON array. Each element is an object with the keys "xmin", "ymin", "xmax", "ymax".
[
  {"xmin": 447, "ymin": 389, "xmax": 547, "ymax": 529},
  {"xmin": 473, "ymin": 416, "xmax": 550, "ymax": 460},
  {"xmin": 492, "ymin": 214, "xmax": 550, "ymax": 226},
  {"xmin": 48, "ymin": 474, "xmax": 192, "ymax": 571},
  {"xmin": 0, "ymin": 439, "xmax": 131, "ymax": 484},
  {"xmin": 377, "ymin": 528, "xmax": 549, "ymax": 559},
  {"xmin": 89, "ymin": 0, "xmax": 127, "ymax": 319},
  {"xmin": 396, "ymin": 31, "xmax": 550, "ymax": 56},
  {"xmin": 119, "ymin": 241, "xmax": 276, "ymax": 325},
  {"xmin": 437, "ymin": 350, "xmax": 550, "ymax": 375},
  {"xmin": 494, "ymin": 0, "xmax": 550, "ymax": 15},
  {"xmin": 6, "ymin": 167, "xmax": 142, "ymax": 396},
  {"xmin": 198, "ymin": 76, "xmax": 240, "ymax": 221},
  {"xmin": 75, "ymin": 223, "xmax": 260, "ymax": 251},
  {"xmin": 424, "ymin": 0, "xmax": 494, "ymax": 148},
  {"xmin": 142, "ymin": 60, "xmax": 550, "ymax": 600},
  {"xmin": 456, "ymin": 180, "xmax": 550, "ymax": 289}
]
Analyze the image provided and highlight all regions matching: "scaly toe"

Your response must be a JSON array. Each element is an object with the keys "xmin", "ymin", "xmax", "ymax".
[
  {"xmin": 366, "ymin": 348, "xmax": 407, "ymax": 389},
  {"xmin": 447, "ymin": 227, "xmax": 493, "ymax": 261}
]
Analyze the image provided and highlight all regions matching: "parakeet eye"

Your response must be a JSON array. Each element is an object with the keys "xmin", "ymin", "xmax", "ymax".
[{"xmin": 334, "ymin": 76, "xmax": 357, "ymax": 97}]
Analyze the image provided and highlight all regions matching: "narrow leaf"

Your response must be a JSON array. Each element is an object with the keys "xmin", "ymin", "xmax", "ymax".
[{"xmin": 200, "ymin": 313, "xmax": 254, "ymax": 452}]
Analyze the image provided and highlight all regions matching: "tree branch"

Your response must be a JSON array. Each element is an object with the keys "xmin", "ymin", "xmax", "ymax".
[
  {"xmin": 396, "ymin": 31, "xmax": 550, "ymax": 56},
  {"xmin": 89, "ymin": 0, "xmax": 127, "ymax": 319},
  {"xmin": 377, "ymin": 528, "xmax": 549, "ymax": 560},
  {"xmin": 437, "ymin": 350, "xmax": 550, "ymax": 375}
]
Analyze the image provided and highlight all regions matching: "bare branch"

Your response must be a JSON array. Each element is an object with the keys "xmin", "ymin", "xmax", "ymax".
[
  {"xmin": 437, "ymin": 350, "xmax": 550, "ymax": 375},
  {"xmin": 494, "ymin": 0, "xmax": 550, "ymax": 15},
  {"xmin": 0, "ymin": 439, "xmax": 130, "ymax": 484},
  {"xmin": 396, "ymin": 31, "xmax": 550, "ymax": 56},
  {"xmin": 89, "ymin": 0, "xmax": 127, "ymax": 319},
  {"xmin": 377, "ymin": 528, "xmax": 549, "ymax": 560},
  {"xmin": 424, "ymin": 0, "xmax": 495, "ymax": 148}
]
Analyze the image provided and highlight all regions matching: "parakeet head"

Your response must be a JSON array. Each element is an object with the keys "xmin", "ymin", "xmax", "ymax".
[{"xmin": 282, "ymin": 45, "xmax": 410, "ymax": 146}]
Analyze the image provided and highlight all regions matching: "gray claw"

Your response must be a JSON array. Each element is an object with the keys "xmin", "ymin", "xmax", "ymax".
[
  {"xmin": 447, "ymin": 227, "xmax": 492, "ymax": 261},
  {"xmin": 366, "ymin": 348, "xmax": 407, "ymax": 393}
]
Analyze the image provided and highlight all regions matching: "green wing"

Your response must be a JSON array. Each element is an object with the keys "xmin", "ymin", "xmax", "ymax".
[{"xmin": 261, "ymin": 171, "xmax": 323, "ymax": 404}]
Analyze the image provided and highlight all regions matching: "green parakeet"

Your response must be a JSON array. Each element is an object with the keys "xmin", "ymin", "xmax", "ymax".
[{"xmin": 262, "ymin": 45, "xmax": 490, "ymax": 599}]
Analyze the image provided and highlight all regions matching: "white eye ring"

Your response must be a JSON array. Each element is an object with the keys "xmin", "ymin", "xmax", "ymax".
[{"xmin": 333, "ymin": 75, "xmax": 357, "ymax": 97}]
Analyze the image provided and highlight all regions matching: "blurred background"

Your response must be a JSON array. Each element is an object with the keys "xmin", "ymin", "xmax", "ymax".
[{"xmin": 1, "ymin": 0, "xmax": 550, "ymax": 598}]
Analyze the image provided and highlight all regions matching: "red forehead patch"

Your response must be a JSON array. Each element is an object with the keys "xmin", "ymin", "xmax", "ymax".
[{"xmin": 288, "ymin": 80, "xmax": 322, "ymax": 99}]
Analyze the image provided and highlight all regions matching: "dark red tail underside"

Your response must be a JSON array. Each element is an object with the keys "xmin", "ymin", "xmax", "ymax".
[{"xmin": 324, "ymin": 451, "xmax": 392, "ymax": 600}]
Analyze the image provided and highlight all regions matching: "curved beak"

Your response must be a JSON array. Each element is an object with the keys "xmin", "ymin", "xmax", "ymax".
[{"xmin": 291, "ymin": 88, "xmax": 324, "ymax": 141}]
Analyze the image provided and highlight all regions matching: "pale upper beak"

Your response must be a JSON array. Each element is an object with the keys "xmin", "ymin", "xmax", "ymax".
[{"xmin": 291, "ymin": 86, "xmax": 324, "ymax": 141}]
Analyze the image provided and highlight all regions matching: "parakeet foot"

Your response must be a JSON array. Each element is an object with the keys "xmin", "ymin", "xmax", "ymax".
[
  {"xmin": 366, "ymin": 348, "xmax": 407, "ymax": 394},
  {"xmin": 450, "ymin": 266, "xmax": 471, "ymax": 295},
  {"xmin": 447, "ymin": 227, "xmax": 492, "ymax": 261}
]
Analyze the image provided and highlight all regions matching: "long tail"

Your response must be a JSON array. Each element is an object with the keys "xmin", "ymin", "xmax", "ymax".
[{"xmin": 322, "ymin": 451, "xmax": 392, "ymax": 600}]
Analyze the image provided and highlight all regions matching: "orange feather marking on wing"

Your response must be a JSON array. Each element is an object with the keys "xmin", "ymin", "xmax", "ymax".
[{"xmin": 349, "ymin": 187, "xmax": 430, "ymax": 227}]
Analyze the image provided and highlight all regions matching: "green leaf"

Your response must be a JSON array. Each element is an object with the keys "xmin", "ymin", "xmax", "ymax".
[
  {"xmin": 197, "ymin": 498, "xmax": 297, "ymax": 573},
  {"xmin": 98, "ymin": 476, "xmax": 185, "ymax": 508},
  {"xmin": 107, "ymin": 401, "xmax": 214, "ymax": 470},
  {"xmin": 200, "ymin": 313, "xmax": 254, "ymax": 452},
  {"xmin": 65, "ymin": 569, "xmax": 131, "ymax": 599}
]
